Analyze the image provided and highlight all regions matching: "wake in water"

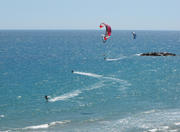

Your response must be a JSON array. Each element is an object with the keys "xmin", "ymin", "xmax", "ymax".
[
  {"xmin": 49, "ymin": 81, "xmax": 105, "ymax": 103},
  {"xmin": 72, "ymin": 71, "xmax": 102, "ymax": 78},
  {"xmin": 48, "ymin": 71, "xmax": 131, "ymax": 103},
  {"xmin": 104, "ymin": 54, "xmax": 139, "ymax": 62},
  {"xmin": 73, "ymin": 71, "xmax": 129, "ymax": 84},
  {"xmin": 104, "ymin": 56, "xmax": 127, "ymax": 61},
  {"xmin": 49, "ymin": 90, "xmax": 81, "ymax": 102}
]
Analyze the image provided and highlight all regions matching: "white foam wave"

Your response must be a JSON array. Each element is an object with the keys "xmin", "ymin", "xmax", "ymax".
[
  {"xmin": 146, "ymin": 126, "xmax": 169, "ymax": 132},
  {"xmin": 24, "ymin": 124, "xmax": 49, "ymax": 129},
  {"xmin": 73, "ymin": 71, "xmax": 102, "ymax": 78},
  {"xmin": 91, "ymin": 109, "xmax": 180, "ymax": 132},
  {"xmin": 23, "ymin": 120, "xmax": 70, "ymax": 130},
  {"xmin": 135, "ymin": 53, "xmax": 142, "ymax": 56},
  {"xmin": 174, "ymin": 122, "xmax": 180, "ymax": 125},
  {"xmin": 0, "ymin": 115, "xmax": 4, "ymax": 118},
  {"xmin": 17, "ymin": 96, "xmax": 21, "ymax": 99},
  {"xmin": 143, "ymin": 109, "xmax": 156, "ymax": 114},
  {"xmin": 49, "ymin": 90, "xmax": 81, "ymax": 102},
  {"xmin": 147, "ymin": 128, "xmax": 158, "ymax": 132},
  {"xmin": 169, "ymin": 130, "xmax": 178, "ymax": 132}
]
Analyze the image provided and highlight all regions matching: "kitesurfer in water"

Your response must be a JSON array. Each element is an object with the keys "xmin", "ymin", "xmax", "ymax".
[
  {"xmin": 45, "ymin": 95, "xmax": 49, "ymax": 102},
  {"xmin": 132, "ymin": 32, "xmax": 136, "ymax": 39}
]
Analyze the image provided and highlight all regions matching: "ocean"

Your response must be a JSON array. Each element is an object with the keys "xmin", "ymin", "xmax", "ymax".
[{"xmin": 0, "ymin": 30, "xmax": 180, "ymax": 132}]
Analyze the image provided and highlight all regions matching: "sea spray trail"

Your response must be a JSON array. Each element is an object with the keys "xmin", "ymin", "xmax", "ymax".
[
  {"xmin": 49, "ymin": 90, "xmax": 82, "ymax": 102},
  {"xmin": 49, "ymin": 70, "xmax": 131, "ymax": 103},
  {"xmin": 42, "ymin": 71, "xmax": 131, "ymax": 103},
  {"xmin": 73, "ymin": 71, "xmax": 103, "ymax": 78},
  {"xmin": 73, "ymin": 71, "xmax": 130, "ymax": 85},
  {"xmin": 49, "ymin": 81, "xmax": 105, "ymax": 103},
  {"xmin": 103, "ymin": 76, "xmax": 128, "ymax": 84},
  {"xmin": 48, "ymin": 71, "xmax": 131, "ymax": 103},
  {"xmin": 104, "ymin": 54, "xmax": 138, "ymax": 62},
  {"xmin": 135, "ymin": 53, "xmax": 142, "ymax": 56},
  {"xmin": 105, "ymin": 56, "xmax": 127, "ymax": 61},
  {"xmin": 84, "ymin": 81, "xmax": 105, "ymax": 91}
]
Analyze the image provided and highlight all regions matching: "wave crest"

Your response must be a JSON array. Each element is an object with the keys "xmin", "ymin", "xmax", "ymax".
[{"xmin": 23, "ymin": 120, "xmax": 71, "ymax": 130}]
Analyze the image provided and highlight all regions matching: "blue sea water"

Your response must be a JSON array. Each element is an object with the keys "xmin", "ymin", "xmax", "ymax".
[{"xmin": 0, "ymin": 30, "xmax": 180, "ymax": 132}]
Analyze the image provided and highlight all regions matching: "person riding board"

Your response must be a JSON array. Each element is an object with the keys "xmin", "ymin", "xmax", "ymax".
[{"xmin": 45, "ymin": 95, "xmax": 49, "ymax": 102}]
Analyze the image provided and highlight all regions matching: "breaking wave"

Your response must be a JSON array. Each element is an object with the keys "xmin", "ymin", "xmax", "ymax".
[{"xmin": 22, "ymin": 120, "xmax": 70, "ymax": 130}]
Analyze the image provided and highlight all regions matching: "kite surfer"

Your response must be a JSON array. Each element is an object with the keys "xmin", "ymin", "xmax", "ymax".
[
  {"xmin": 45, "ymin": 95, "xmax": 49, "ymax": 102},
  {"xmin": 132, "ymin": 32, "xmax": 136, "ymax": 39}
]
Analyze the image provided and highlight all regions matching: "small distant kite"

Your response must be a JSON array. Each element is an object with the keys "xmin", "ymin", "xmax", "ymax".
[{"xmin": 99, "ymin": 23, "xmax": 112, "ymax": 43}]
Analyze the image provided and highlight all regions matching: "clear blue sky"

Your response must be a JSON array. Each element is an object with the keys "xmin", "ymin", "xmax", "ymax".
[{"xmin": 0, "ymin": 0, "xmax": 180, "ymax": 30}]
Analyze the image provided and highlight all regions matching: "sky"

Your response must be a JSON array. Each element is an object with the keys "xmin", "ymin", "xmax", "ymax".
[{"xmin": 0, "ymin": 0, "xmax": 180, "ymax": 30}]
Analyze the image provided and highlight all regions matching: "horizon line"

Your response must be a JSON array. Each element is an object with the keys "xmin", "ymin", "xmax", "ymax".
[{"xmin": 0, "ymin": 29, "xmax": 180, "ymax": 31}]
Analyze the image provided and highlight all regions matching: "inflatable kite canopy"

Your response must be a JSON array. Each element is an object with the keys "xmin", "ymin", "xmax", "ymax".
[{"xmin": 99, "ymin": 23, "xmax": 111, "ymax": 42}]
